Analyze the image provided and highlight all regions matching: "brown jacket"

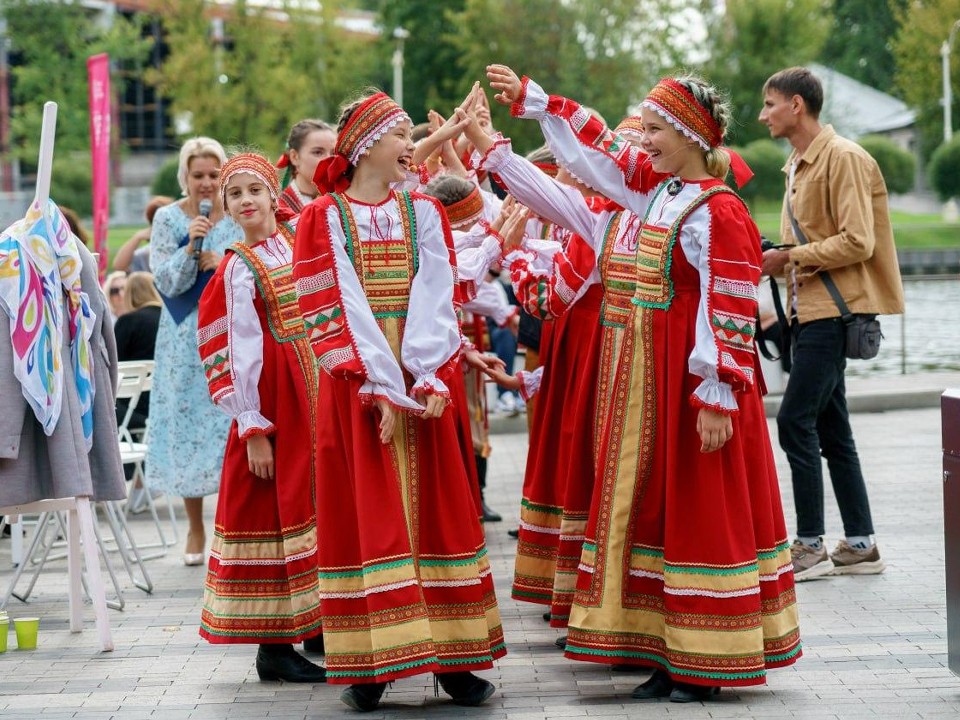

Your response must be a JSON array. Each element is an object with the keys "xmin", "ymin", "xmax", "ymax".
[{"xmin": 778, "ymin": 125, "xmax": 904, "ymax": 323}]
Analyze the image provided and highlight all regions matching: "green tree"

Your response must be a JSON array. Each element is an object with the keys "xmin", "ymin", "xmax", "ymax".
[
  {"xmin": 150, "ymin": 0, "xmax": 378, "ymax": 155},
  {"xmin": 892, "ymin": 0, "xmax": 960, "ymax": 161},
  {"xmin": 734, "ymin": 139, "xmax": 788, "ymax": 208},
  {"xmin": 928, "ymin": 136, "xmax": 960, "ymax": 200},
  {"xmin": 2, "ymin": 0, "xmax": 150, "ymax": 186},
  {"xmin": 703, "ymin": 0, "xmax": 832, "ymax": 146},
  {"xmin": 378, "ymin": 0, "xmax": 466, "ymax": 124},
  {"xmin": 819, "ymin": 0, "xmax": 906, "ymax": 91},
  {"xmin": 857, "ymin": 135, "xmax": 915, "ymax": 194},
  {"xmin": 447, "ymin": 0, "xmax": 698, "ymax": 154}
]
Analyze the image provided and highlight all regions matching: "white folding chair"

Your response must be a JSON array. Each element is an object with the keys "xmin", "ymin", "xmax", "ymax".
[{"xmin": 114, "ymin": 360, "xmax": 178, "ymax": 559}]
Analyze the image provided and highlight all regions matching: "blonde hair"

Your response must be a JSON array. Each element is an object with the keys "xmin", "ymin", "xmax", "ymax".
[
  {"xmin": 675, "ymin": 76, "xmax": 732, "ymax": 180},
  {"xmin": 102, "ymin": 270, "xmax": 126, "ymax": 297},
  {"xmin": 176, "ymin": 137, "xmax": 227, "ymax": 194},
  {"xmin": 123, "ymin": 272, "xmax": 162, "ymax": 313}
]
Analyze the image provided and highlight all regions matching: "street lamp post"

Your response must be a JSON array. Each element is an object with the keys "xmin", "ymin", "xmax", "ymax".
[
  {"xmin": 941, "ymin": 20, "xmax": 960, "ymax": 221},
  {"xmin": 392, "ymin": 27, "xmax": 409, "ymax": 109}
]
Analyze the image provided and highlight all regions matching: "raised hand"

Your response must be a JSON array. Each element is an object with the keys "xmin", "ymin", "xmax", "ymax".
[
  {"xmin": 499, "ymin": 204, "xmax": 529, "ymax": 254},
  {"xmin": 486, "ymin": 64, "xmax": 523, "ymax": 106}
]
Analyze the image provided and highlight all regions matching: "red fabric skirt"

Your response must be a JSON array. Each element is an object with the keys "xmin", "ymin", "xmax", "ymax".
[
  {"xmin": 200, "ymin": 302, "xmax": 321, "ymax": 644},
  {"xmin": 314, "ymin": 373, "xmax": 505, "ymax": 684},
  {"xmin": 512, "ymin": 283, "xmax": 603, "ymax": 627},
  {"xmin": 449, "ymin": 365, "xmax": 482, "ymax": 517}
]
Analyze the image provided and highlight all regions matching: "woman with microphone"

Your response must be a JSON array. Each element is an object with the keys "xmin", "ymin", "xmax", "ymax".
[{"xmin": 148, "ymin": 137, "xmax": 243, "ymax": 565}]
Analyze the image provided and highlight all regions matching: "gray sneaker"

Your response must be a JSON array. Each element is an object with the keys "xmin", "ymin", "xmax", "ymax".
[
  {"xmin": 829, "ymin": 540, "xmax": 886, "ymax": 575},
  {"xmin": 790, "ymin": 540, "xmax": 835, "ymax": 581}
]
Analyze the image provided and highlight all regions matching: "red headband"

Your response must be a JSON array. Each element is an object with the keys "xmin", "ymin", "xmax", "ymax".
[
  {"xmin": 444, "ymin": 186, "xmax": 484, "ymax": 230},
  {"xmin": 641, "ymin": 78, "xmax": 753, "ymax": 188},
  {"xmin": 314, "ymin": 92, "xmax": 410, "ymax": 195},
  {"xmin": 220, "ymin": 153, "xmax": 295, "ymax": 222}
]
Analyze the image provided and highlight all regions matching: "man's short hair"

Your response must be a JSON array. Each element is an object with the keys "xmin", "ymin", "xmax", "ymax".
[{"xmin": 764, "ymin": 67, "xmax": 824, "ymax": 118}]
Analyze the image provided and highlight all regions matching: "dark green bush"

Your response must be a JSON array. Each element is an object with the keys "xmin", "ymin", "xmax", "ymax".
[
  {"xmin": 928, "ymin": 137, "xmax": 960, "ymax": 201},
  {"xmin": 151, "ymin": 155, "xmax": 181, "ymax": 198},
  {"xmin": 734, "ymin": 139, "xmax": 789, "ymax": 206},
  {"xmin": 858, "ymin": 135, "xmax": 916, "ymax": 195}
]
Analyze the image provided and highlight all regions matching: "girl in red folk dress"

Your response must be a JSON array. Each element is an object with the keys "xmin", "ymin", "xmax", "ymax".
[
  {"xmin": 459, "ymin": 67, "xmax": 801, "ymax": 703},
  {"xmin": 292, "ymin": 91, "xmax": 504, "ymax": 713},
  {"xmin": 196, "ymin": 153, "xmax": 324, "ymax": 683},
  {"xmin": 277, "ymin": 119, "xmax": 337, "ymax": 214}
]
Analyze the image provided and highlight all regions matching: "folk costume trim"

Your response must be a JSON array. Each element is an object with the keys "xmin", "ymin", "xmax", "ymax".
[
  {"xmin": 314, "ymin": 92, "xmax": 410, "ymax": 194},
  {"xmin": 630, "ymin": 184, "xmax": 736, "ymax": 311},
  {"xmin": 330, "ymin": 191, "xmax": 419, "ymax": 319}
]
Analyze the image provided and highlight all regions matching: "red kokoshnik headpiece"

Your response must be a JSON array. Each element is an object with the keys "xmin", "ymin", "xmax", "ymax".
[
  {"xmin": 614, "ymin": 115, "xmax": 644, "ymax": 141},
  {"xmin": 220, "ymin": 152, "xmax": 295, "ymax": 222},
  {"xmin": 641, "ymin": 78, "xmax": 753, "ymax": 188},
  {"xmin": 444, "ymin": 186, "xmax": 485, "ymax": 231},
  {"xmin": 313, "ymin": 92, "xmax": 410, "ymax": 195}
]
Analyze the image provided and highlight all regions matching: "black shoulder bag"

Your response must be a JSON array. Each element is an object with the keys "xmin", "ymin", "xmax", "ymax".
[{"xmin": 785, "ymin": 200, "xmax": 881, "ymax": 360}]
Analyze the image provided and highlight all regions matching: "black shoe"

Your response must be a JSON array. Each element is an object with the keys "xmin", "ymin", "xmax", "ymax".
[
  {"xmin": 669, "ymin": 682, "xmax": 719, "ymax": 703},
  {"xmin": 255, "ymin": 644, "xmax": 326, "ymax": 682},
  {"xmin": 610, "ymin": 664, "xmax": 638, "ymax": 672},
  {"xmin": 302, "ymin": 634, "xmax": 324, "ymax": 655},
  {"xmin": 507, "ymin": 528, "xmax": 519, "ymax": 539},
  {"xmin": 340, "ymin": 682, "xmax": 387, "ymax": 712},
  {"xmin": 542, "ymin": 610, "xmax": 551, "ymax": 622},
  {"xmin": 631, "ymin": 669, "xmax": 673, "ymax": 699},
  {"xmin": 554, "ymin": 635, "xmax": 567, "ymax": 650},
  {"xmin": 481, "ymin": 501, "xmax": 502, "ymax": 522},
  {"xmin": 436, "ymin": 671, "xmax": 496, "ymax": 706}
]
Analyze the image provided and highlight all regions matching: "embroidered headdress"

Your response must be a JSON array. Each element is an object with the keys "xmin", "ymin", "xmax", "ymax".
[
  {"xmin": 314, "ymin": 92, "xmax": 410, "ymax": 194},
  {"xmin": 614, "ymin": 114, "xmax": 644, "ymax": 141},
  {"xmin": 641, "ymin": 78, "xmax": 753, "ymax": 187},
  {"xmin": 220, "ymin": 152, "xmax": 295, "ymax": 221},
  {"xmin": 444, "ymin": 186, "xmax": 485, "ymax": 230}
]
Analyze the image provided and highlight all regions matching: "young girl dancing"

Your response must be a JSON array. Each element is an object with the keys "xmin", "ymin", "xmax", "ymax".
[
  {"xmin": 293, "ymin": 90, "xmax": 505, "ymax": 713},
  {"xmin": 458, "ymin": 68, "xmax": 801, "ymax": 702}
]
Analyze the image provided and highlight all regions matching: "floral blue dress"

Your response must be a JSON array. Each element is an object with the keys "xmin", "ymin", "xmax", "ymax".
[{"xmin": 146, "ymin": 202, "xmax": 242, "ymax": 497}]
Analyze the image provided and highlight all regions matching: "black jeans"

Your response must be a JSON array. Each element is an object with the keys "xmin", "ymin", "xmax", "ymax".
[{"xmin": 776, "ymin": 318, "xmax": 875, "ymax": 538}]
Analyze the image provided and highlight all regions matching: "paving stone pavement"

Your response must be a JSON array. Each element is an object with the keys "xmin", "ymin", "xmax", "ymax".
[{"xmin": 1, "ymin": 407, "xmax": 958, "ymax": 719}]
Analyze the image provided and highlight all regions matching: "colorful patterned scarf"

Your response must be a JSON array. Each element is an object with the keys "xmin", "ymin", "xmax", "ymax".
[{"xmin": 0, "ymin": 200, "xmax": 96, "ymax": 446}]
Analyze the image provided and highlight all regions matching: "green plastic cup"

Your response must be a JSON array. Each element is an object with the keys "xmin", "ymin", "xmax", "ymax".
[
  {"xmin": 14, "ymin": 617, "xmax": 39, "ymax": 650},
  {"xmin": 0, "ymin": 619, "xmax": 8, "ymax": 653}
]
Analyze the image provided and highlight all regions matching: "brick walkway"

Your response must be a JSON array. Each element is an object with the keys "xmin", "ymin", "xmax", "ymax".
[{"xmin": 1, "ymin": 407, "xmax": 956, "ymax": 719}]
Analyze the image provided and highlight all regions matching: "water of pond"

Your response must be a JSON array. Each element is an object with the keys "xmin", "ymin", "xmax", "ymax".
[{"xmin": 841, "ymin": 277, "xmax": 960, "ymax": 378}]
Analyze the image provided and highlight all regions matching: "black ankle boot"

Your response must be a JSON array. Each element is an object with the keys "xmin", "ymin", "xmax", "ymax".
[
  {"xmin": 554, "ymin": 635, "xmax": 567, "ymax": 649},
  {"xmin": 481, "ymin": 500, "xmax": 502, "ymax": 522},
  {"xmin": 436, "ymin": 671, "xmax": 496, "ymax": 706},
  {"xmin": 302, "ymin": 634, "xmax": 324, "ymax": 655},
  {"xmin": 631, "ymin": 669, "xmax": 673, "ymax": 699},
  {"xmin": 669, "ymin": 682, "xmax": 719, "ymax": 703},
  {"xmin": 255, "ymin": 644, "xmax": 326, "ymax": 683},
  {"xmin": 340, "ymin": 682, "xmax": 387, "ymax": 712}
]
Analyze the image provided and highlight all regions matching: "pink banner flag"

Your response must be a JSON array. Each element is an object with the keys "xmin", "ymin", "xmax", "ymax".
[{"xmin": 87, "ymin": 54, "xmax": 110, "ymax": 281}]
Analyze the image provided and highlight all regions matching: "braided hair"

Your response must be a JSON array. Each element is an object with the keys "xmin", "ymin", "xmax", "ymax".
[{"xmin": 675, "ymin": 76, "xmax": 733, "ymax": 180}]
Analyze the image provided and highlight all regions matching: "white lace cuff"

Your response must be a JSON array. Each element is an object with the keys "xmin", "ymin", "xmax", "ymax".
[{"xmin": 691, "ymin": 378, "xmax": 738, "ymax": 415}]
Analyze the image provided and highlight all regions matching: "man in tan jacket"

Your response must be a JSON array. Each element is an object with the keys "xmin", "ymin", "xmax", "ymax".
[{"xmin": 759, "ymin": 66, "xmax": 904, "ymax": 582}]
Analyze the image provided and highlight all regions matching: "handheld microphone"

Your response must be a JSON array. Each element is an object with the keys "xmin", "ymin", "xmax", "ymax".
[{"xmin": 196, "ymin": 199, "xmax": 212, "ymax": 255}]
